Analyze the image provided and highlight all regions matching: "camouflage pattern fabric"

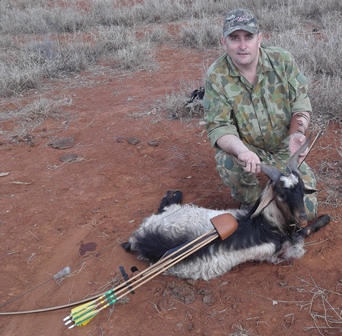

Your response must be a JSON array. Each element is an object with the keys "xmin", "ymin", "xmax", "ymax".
[
  {"xmin": 203, "ymin": 45, "xmax": 312, "ymax": 151},
  {"xmin": 203, "ymin": 45, "xmax": 317, "ymax": 219},
  {"xmin": 223, "ymin": 8, "xmax": 259, "ymax": 38}
]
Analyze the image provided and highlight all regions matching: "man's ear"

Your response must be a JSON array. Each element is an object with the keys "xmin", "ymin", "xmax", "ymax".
[
  {"xmin": 220, "ymin": 35, "xmax": 226, "ymax": 45},
  {"xmin": 258, "ymin": 33, "xmax": 262, "ymax": 47}
]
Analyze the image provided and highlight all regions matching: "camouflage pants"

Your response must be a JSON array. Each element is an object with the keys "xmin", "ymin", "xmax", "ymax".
[{"xmin": 215, "ymin": 145, "xmax": 317, "ymax": 221}]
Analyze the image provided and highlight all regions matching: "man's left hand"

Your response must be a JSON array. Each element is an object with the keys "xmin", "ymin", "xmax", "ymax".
[{"xmin": 289, "ymin": 133, "xmax": 308, "ymax": 163}]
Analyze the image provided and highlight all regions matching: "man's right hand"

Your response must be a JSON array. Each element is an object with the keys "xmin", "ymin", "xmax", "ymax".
[
  {"xmin": 216, "ymin": 135, "xmax": 261, "ymax": 174},
  {"xmin": 237, "ymin": 150, "xmax": 261, "ymax": 174}
]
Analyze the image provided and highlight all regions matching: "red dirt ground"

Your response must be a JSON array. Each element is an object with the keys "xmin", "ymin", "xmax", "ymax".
[{"xmin": 0, "ymin": 44, "xmax": 341, "ymax": 336}]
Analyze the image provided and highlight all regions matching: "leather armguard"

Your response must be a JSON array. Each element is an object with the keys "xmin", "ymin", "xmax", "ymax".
[{"xmin": 290, "ymin": 112, "xmax": 310, "ymax": 134}]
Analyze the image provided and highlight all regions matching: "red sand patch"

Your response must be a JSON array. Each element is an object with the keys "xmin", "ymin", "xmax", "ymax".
[{"xmin": 0, "ymin": 44, "xmax": 341, "ymax": 336}]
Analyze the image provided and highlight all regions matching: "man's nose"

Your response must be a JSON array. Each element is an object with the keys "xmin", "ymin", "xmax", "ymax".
[{"xmin": 239, "ymin": 40, "xmax": 247, "ymax": 49}]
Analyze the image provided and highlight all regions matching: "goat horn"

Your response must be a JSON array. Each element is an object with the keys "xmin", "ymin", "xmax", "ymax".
[
  {"xmin": 260, "ymin": 163, "xmax": 282, "ymax": 182},
  {"xmin": 287, "ymin": 136, "xmax": 311, "ymax": 172}
]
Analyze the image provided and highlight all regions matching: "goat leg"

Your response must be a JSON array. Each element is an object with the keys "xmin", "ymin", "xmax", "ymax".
[{"xmin": 297, "ymin": 214, "xmax": 331, "ymax": 238}]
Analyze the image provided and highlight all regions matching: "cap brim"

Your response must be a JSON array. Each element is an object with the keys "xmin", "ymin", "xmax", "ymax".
[{"xmin": 223, "ymin": 26, "xmax": 259, "ymax": 38}]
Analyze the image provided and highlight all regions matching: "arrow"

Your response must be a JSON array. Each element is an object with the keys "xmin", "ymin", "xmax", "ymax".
[{"xmin": 63, "ymin": 229, "xmax": 219, "ymax": 328}]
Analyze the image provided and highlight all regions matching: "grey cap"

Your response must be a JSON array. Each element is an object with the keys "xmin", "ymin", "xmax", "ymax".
[{"xmin": 223, "ymin": 8, "xmax": 259, "ymax": 38}]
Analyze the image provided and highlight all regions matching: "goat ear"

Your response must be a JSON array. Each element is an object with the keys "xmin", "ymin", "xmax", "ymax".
[
  {"xmin": 304, "ymin": 185, "xmax": 318, "ymax": 194},
  {"xmin": 251, "ymin": 183, "xmax": 274, "ymax": 218}
]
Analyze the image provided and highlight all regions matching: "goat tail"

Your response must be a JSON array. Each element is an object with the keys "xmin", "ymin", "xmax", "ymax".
[{"xmin": 299, "ymin": 214, "xmax": 331, "ymax": 238}]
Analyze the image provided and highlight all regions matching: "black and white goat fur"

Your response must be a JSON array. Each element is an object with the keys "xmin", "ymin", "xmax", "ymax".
[{"xmin": 122, "ymin": 141, "xmax": 330, "ymax": 280}]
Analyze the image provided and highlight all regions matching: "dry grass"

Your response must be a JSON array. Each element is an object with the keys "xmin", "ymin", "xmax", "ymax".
[
  {"xmin": 0, "ymin": 98, "xmax": 72, "ymax": 134},
  {"xmin": 240, "ymin": 274, "xmax": 342, "ymax": 336},
  {"xmin": 296, "ymin": 275, "xmax": 342, "ymax": 335},
  {"xmin": 153, "ymin": 2, "xmax": 342, "ymax": 124},
  {"xmin": 314, "ymin": 127, "xmax": 342, "ymax": 210},
  {"xmin": 1, "ymin": 0, "xmax": 342, "ymax": 119},
  {"xmin": 156, "ymin": 80, "xmax": 205, "ymax": 120},
  {"xmin": 0, "ymin": 0, "xmax": 341, "ymax": 198},
  {"xmin": 229, "ymin": 323, "xmax": 256, "ymax": 336},
  {"xmin": 179, "ymin": 17, "xmax": 221, "ymax": 50}
]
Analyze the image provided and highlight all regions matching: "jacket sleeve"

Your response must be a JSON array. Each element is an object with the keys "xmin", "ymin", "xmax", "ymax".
[
  {"xmin": 203, "ymin": 76, "xmax": 240, "ymax": 147},
  {"xmin": 285, "ymin": 53, "xmax": 312, "ymax": 114}
]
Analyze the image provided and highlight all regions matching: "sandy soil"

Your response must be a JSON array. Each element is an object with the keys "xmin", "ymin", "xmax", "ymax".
[{"xmin": 0, "ymin": 43, "xmax": 341, "ymax": 336}]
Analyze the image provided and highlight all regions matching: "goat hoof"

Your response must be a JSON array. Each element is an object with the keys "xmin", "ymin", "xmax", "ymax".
[
  {"xmin": 157, "ymin": 190, "xmax": 183, "ymax": 214},
  {"xmin": 121, "ymin": 242, "xmax": 132, "ymax": 252}
]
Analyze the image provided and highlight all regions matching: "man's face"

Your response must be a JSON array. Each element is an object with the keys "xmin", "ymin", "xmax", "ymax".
[{"xmin": 221, "ymin": 30, "xmax": 262, "ymax": 69}]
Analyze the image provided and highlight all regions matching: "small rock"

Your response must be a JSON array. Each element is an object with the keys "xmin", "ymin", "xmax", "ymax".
[
  {"xmin": 184, "ymin": 295, "xmax": 195, "ymax": 304},
  {"xmin": 203, "ymin": 295, "xmax": 213, "ymax": 304},
  {"xmin": 59, "ymin": 153, "xmax": 78, "ymax": 162},
  {"xmin": 156, "ymin": 298, "xmax": 174, "ymax": 311},
  {"xmin": 23, "ymin": 134, "xmax": 35, "ymax": 147},
  {"xmin": 219, "ymin": 281, "xmax": 229, "ymax": 286},
  {"xmin": 197, "ymin": 288, "xmax": 211, "ymax": 296},
  {"xmin": 128, "ymin": 138, "xmax": 141, "ymax": 145},
  {"xmin": 148, "ymin": 140, "xmax": 159, "ymax": 147},
  {"xmin": 116, "ymin": 136, "xmax": 126, "ymax": 143},
  {"xmin": 48, "ymin": 137, "xmax": 75, "ymax": 149},
  {"xmin": 79, "ymin": 241, "xmax": 97, "ymax": 256},
  {"xmin": 187, "ymin": 324, "xmax": 194, "ymax": 331},
  {"xmin": 175, "ymin": 323, "xmax": 183, "ymax": 330},
  {"xmin": 186, "ymin": 279, "xmax": 196, "ymax": 286}
]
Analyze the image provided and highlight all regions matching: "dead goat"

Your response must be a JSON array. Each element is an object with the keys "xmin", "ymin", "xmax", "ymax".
[{"xmin": 122, "ymin": 141, "xmax": 330, "ymax": 280}]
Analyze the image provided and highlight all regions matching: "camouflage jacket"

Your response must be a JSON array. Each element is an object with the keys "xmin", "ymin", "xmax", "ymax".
[{"xmin": 203, "ymin": 45, "xmax": 312, "ymax": 152}]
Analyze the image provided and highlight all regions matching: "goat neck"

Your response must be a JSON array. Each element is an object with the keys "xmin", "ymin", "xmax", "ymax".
[{"xmin": 250, "ymin": 182, "xmax": 288, "ymax": 234}]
